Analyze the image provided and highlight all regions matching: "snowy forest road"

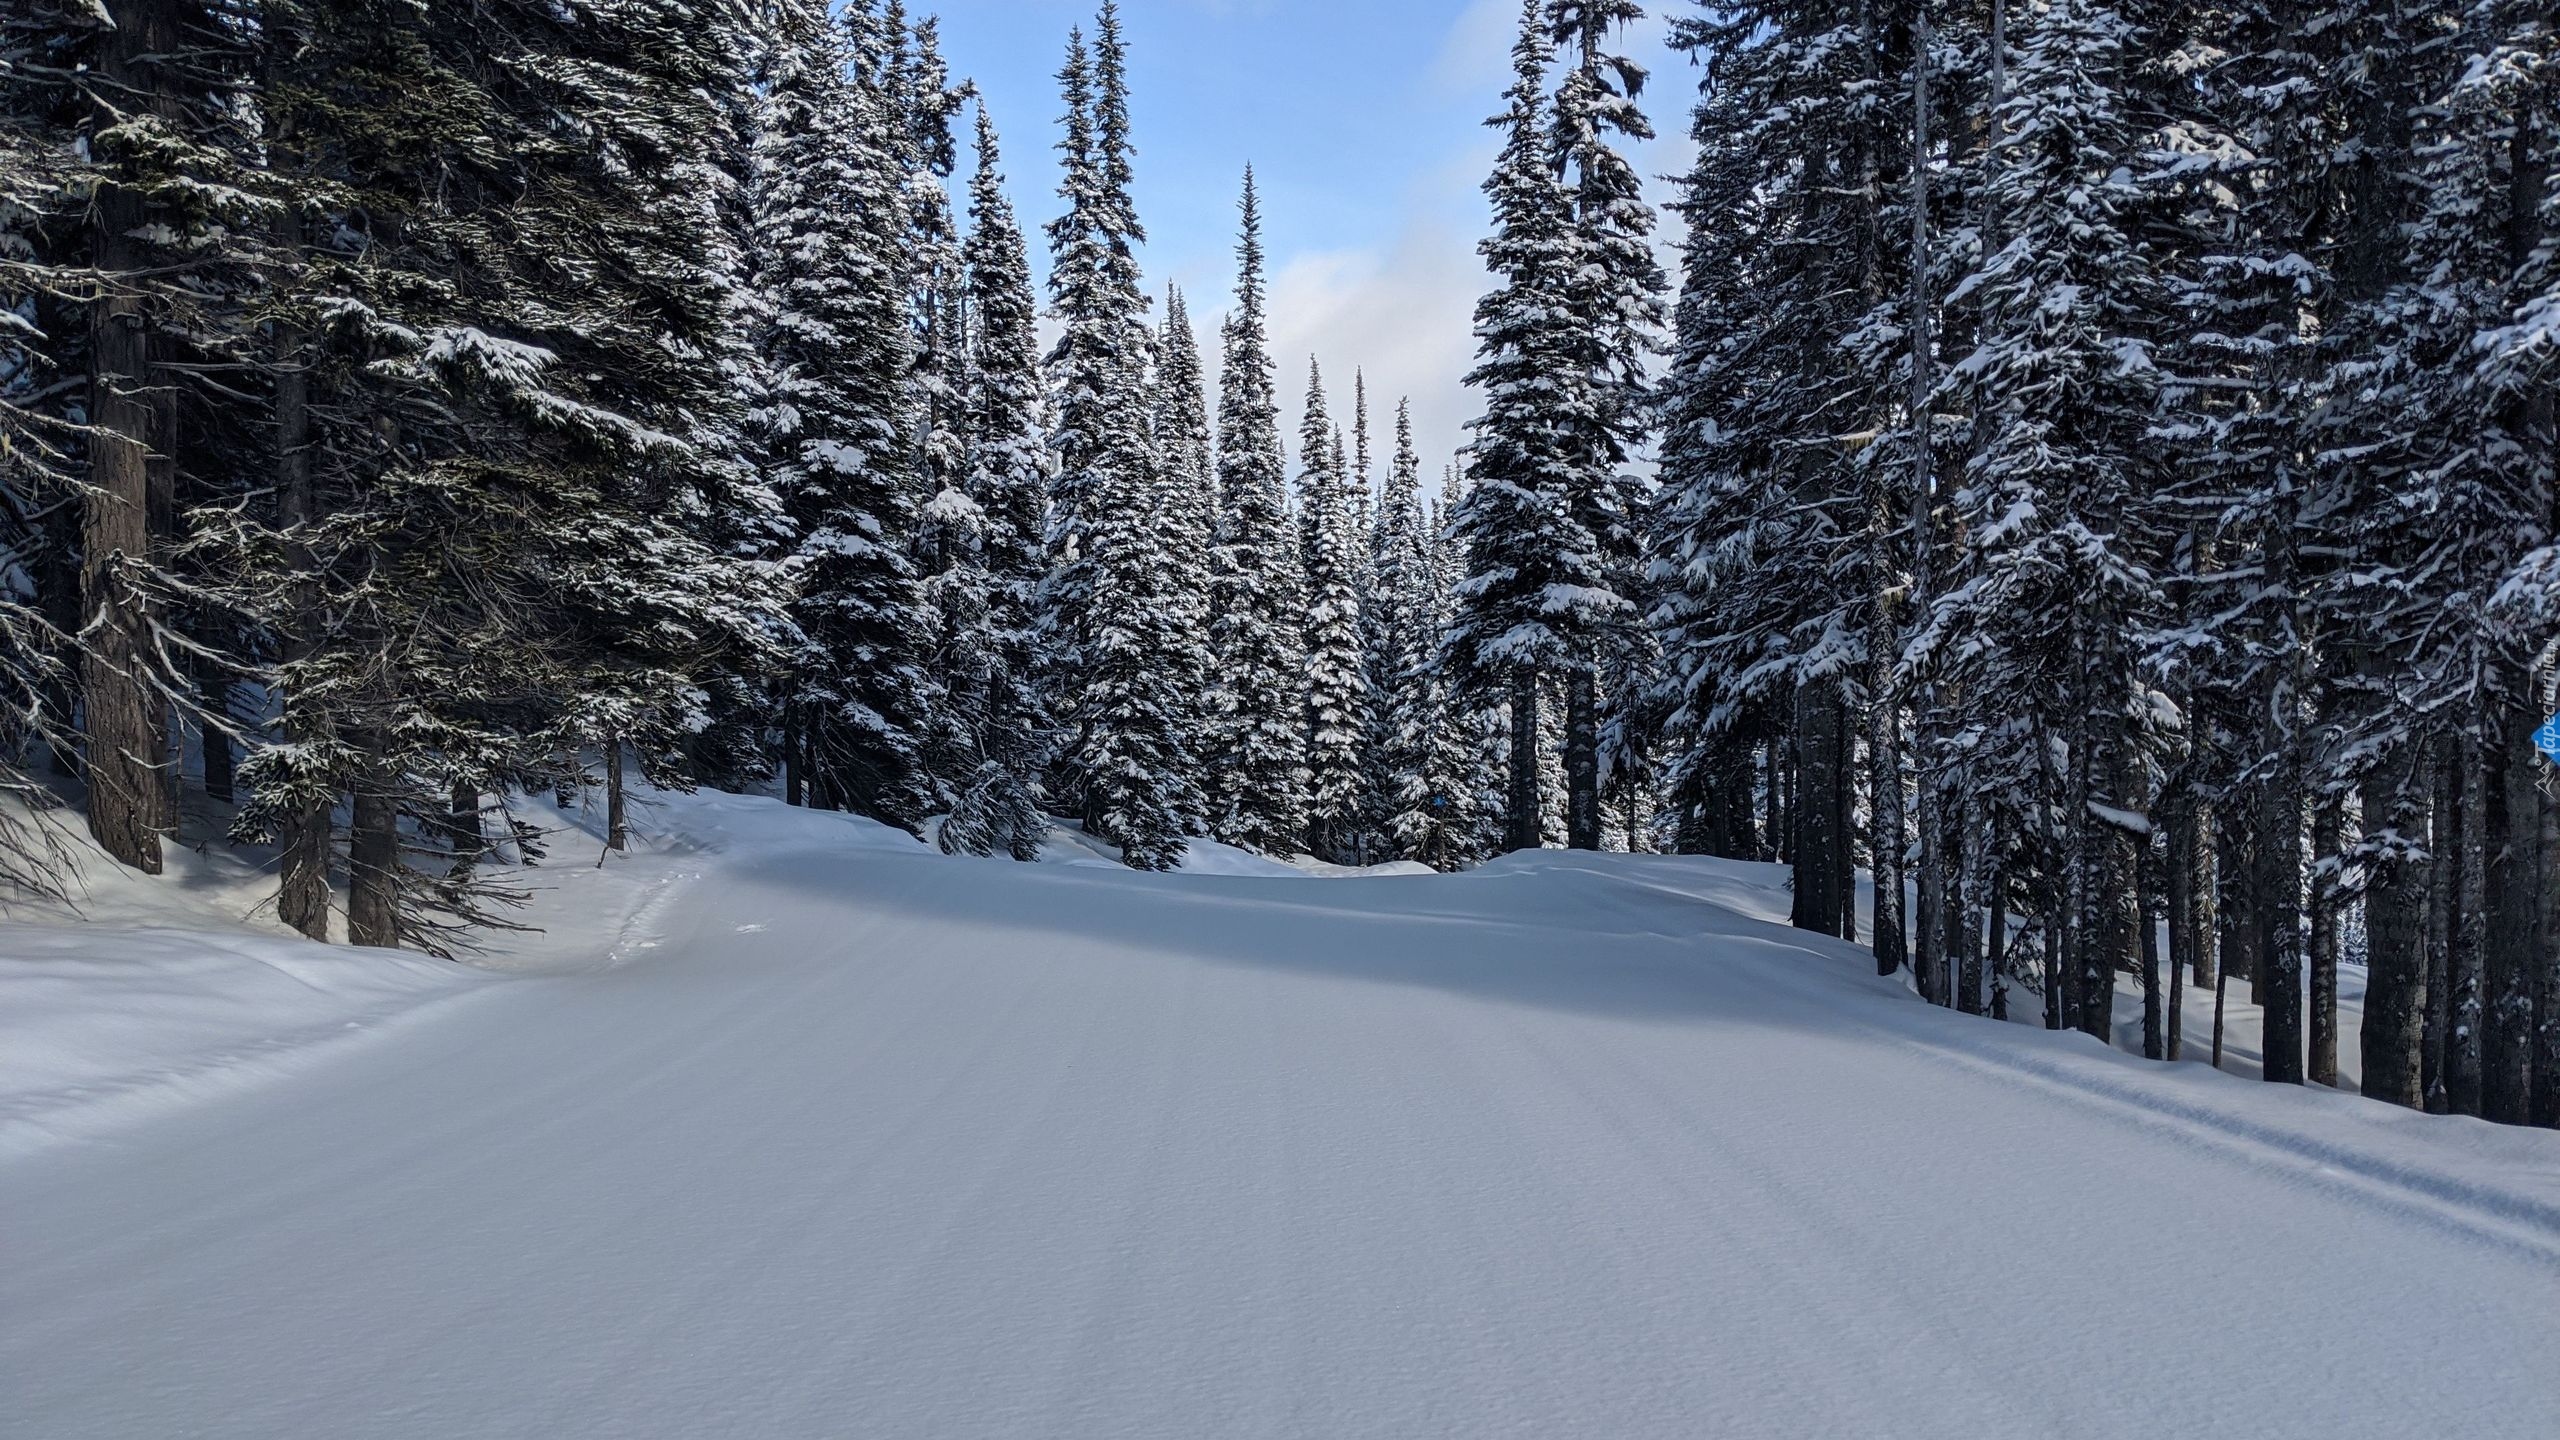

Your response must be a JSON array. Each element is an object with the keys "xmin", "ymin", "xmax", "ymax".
[{"xmin": 6, "ymin": 836, "xmax": 2558, "ymax": 1439}]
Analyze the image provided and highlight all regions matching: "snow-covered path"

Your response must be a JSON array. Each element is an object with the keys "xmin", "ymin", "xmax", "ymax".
[{"xmin": 7, "ymin": 829, "xmax": 2557, "ymax": 1438}]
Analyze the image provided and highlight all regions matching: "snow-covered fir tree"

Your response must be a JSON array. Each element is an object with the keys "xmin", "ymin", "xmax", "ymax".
[
  {"xmin": 1298, "ymin": 360, "xmax": 1370, "ymax": 864},
  {"xmin": 1152, "ymin": 284, "xmax": 1222, "ymax": 797},
  {"xmin": 755, "ymin": 0, "xmax": 935, "ymax": 831},
  {"xmin": 1040, "ymin": 3, "xmax": 1195, "ymax": 865},
  {"xmin": 921, "ymin": 103, "xmax": 1054, "ymax": 861},
  {"xmin": 1446, "ymin": 0, "xmax": 1599, "ymax": 854},
  {"xmin": 1544, "ymin": 0, "xmax": 1664, "ymax": 851},
  {"xmin": 1202, "ymin": 169, "xmax": 1310, "ymax": 856}
]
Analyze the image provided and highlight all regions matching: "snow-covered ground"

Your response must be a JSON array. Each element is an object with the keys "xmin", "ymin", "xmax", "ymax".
[{"xmin": 4, "ymin": 788, "xmax": 2555, "ymax": 1438}]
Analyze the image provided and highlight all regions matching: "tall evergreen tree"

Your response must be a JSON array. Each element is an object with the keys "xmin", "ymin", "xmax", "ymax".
[
  {"xmin": 1546, "ymin": 0, "xmax": 1665, "ymax": 851},
  {"xmin": 1447, "ymin": 0, "xmax": 1596, "ymax": 854},
  {"xmin": 1203, "ymin": 168, "xmax": 1309, "ymax": 855},
  {"xmin": 755, "ymin": 0, "xmax": 934, "ymax": 830},
  {"xmin": 926, "ymin": 103, "xmax": 1055, "ymax": 860},
  {"xmin": 1299, "ymin": 360, "xmax": 1369, "ymax": 863},
  {"xmin": 1154, "ymin": 284, "xmax": 1221, "ymax": 796},
  {"xmin": 1040, "ymin": 2, "xmax": 1191, "ymax": 864}
]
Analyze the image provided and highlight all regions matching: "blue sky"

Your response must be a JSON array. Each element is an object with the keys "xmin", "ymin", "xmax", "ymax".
[{"xmin": 924, "ymin": 0, "xmax": 1698, "ymax": 482}]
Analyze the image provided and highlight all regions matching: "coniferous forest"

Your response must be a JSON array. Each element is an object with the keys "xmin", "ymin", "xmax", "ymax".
[{"xmin": 3, "ymin": 0, "xmax": 2556, "ymax": 1129}]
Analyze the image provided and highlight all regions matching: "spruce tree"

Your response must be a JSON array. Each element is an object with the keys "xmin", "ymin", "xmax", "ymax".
[
  {"xmin": 1447, "ymin": 0, "xmax": 1594, "ymax": 854},
  {"xmin": 1545, "ymin": 0, "xmax": 1664, "ymax": 851},
  {"xmin": 926, "ymin": 104, "xmax": 1055, "ymax": 860},
  {"xmin": 1202, "ymin": 168, "xmax": 1309, "ymax": 855},
  {"xmin": 1040, "ymin": 2, "xmax": 1193, "ymax": 865},
  {"xmin": 755, "ymin": 0, "xmax": 934, "ymax": 829},
  {"xmin": 1299, "ymin": 360, "xmax": 1369, "ymax": 863},
  {"xmin": 1153, "ymin": 284, "xmax": 1221, "ymax": 798}
]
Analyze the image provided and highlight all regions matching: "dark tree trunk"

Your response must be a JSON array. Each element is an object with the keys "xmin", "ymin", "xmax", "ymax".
[
  {"xmin": 2483, "ymin": 701, "xmax": 2538, "ymax": 1123},
  {"xmin": 2360, "ymin": 747, "xmax": 2427, "ymax": 1107},
  {"xmin": 1985, "ymin": 850, "xmax": 2010, "ymax": 1021},
  {"xmin": 1956, "ymin": 802, "xmax": 1986, "ymax": 1015},
  {"xmin": 1868, "ymin": 649, "xmax": 1905, "ymax": 978},
  {"xmin": 2165, "ymin": 831, "xmax": 2185, "ymax": 1061},
  {"xmin": 2422, "ymin": 741, "xmax": 2457, "ymax": 1112},
  {"xmin": 1835, "ymin": 703, "xmax": 1855, "ymax": 941},
  {"xmin": 2309, "ymin": 800, "xmax": 2341, "ymax": 1088},
  {"xmin": 1564, "ymin": 667, "xmax": 1600, "ymax": 850},
  {"xmin": 2537, "ymin": 665, "xmax": 2560, "ymax": 1129},
  {"xmin": 448, "ymin": 782, "xmax": 482, "ymax": 871},
  {"xmin": 270, "ymin": 157, "xmax": 332, "ymax": 942},
  {"xmin": 2211, "ymin": 953, "xmax": 2231, "ymax": 1073},
  {"xmin": 78, "ymin": 0, "xmax": 182, "ymax": 876},
  {"xmin": 1791, "ymin": 683, "xmax": 1845, "ymax": 936},
  {"xmin": 2258, "ymin": 768, "xmax": 2305, "ymax": 1085},
  {"xmin": 2185, "ymin": 802, "xmax": 2218, "ymax": 988},
  {"xmin": 347, "ymin": 745, "xmax": 400, "ymax": 949},
  {"xmin": 1506, "ymin": 668, "xmax": 1541, "ymax": 853},
  {"xmin": 1913, "ymin": 766, "xmax": 1945, "ymax": 1005},
  {"xmin": 2164, "ymin": 795, "xmax": 2190, "ymax": 1060},
  {"xmin": 2217, "ymin": 805, "xmax": 2259, "ymax": 1010},
  {"xmin": 2140, "ymin": 832, "xmax": 2163, "ymax": 1059},
  {"xmin": 607, "ymin": 743, "xmax": 629, "ymax": 853},
  {"xmin": 2446, "ymin": 734, "xmax": 2486, "ymax": 1116},
  {"xmin": 2041, "ymin": 908, "xmax": 2063, "ymax": 1031}
]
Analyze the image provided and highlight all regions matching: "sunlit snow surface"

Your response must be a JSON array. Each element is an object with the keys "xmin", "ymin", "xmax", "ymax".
[{"xmin": 4, "ymin": 788, "xmax": 2555, "ymax": 1438}]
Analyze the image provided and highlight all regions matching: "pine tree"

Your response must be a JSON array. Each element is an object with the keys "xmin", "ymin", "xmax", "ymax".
[
  {"xmin": 1299, "ymin": 360, "xmax": 1369, "ymax": 863},
  {"xmin": 1203, "ymin": 168, "xmax": 1309, "ymax": 855},
  {"xmin": 1154, "ymin": 284, "xmax": 1221, "ymax": 802},
  {"xmin": 756, "ymin": 0, "xmax": 934, "ymax": 830},
  {"xmin": 927, "ymin": 104, "xmax": 1054, "ymax": 860},
  {"xmin": 1372, "ymin": 401, "xmax": 1451, "ymax": 865},
  {"xmin": 888, "ymin": 6, "xmax": 974, "ymax": 820},
  {"xmin": 1546, "ymin": 0, "xmax": 1664, "ymax": 851},
  {"xmin": 1039, "ymin": 2, "xmax": 1192, "ymax": 866},
  {"xmin": 1447, "ymin": 0, "xmax": 1597, "ymax": 855}
]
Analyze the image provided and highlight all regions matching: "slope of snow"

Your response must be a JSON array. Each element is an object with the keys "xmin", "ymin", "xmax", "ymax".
[
  {"xmin": 0, "ymin": 785, "xmax": 926, "ymax": 1157},
  {"xmin": 4, "ymin": 790, "xmax": 2555, "ymax": 1439}
]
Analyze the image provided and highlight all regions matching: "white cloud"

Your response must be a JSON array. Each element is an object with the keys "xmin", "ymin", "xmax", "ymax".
[
  {"xmin": 1428, "ymin": 0, "xmax": 1529, "ymax": 98},
  {"xmin": 1263, "ymin": 220, "xmax": 1488, "ymax": 489}
]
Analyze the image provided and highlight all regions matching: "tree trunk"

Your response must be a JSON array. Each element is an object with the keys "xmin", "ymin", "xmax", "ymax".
[
  {"xmin": 1506, "ymin": 668, "xmax": 1541, "ymax": 853},
  {"xmin": 2309, "ymin": 800, "xmax": 2341, "ymax": 1088},
  {"xmin": 448, "ymin": 782, "xmax": 482, "ymax": 871},
  {"xmin": 1985, "ymin": 847, "xmax": 2010, "ymax": 1021},
  {"xmin": 1791, "ymin": 682, "xmax": 1844, "ymax": 935},
  {"xmin": 2359, "ymin": 745, "xmax": 2427, "ymax": 1107},
  {"xmin": 1913, "ymin": 763, "xmax": 1945, "ymax": 1005},
  {"xmin": 2259, "ymin": 765, "xmax": 2305, "ymax": 1085},
  {"xmin": 1835, "ymin": 703, "xmax": 1855, "ymax": 942},
  {"xmin": 271, "ymin": 195, "xmax": 334, "ymax": 942},
  {"xmin": 347, "ymin": 745, "xmax": 400, "ymax": 949},
  {"xmin": 2483, "ymin": 699, "xmax": 2538, "ymax": 1124},
  {"xmin": 2422, "ymin": 740, "xmax": 2456, "ymax": 1112},
  {"xmin": 607, "ymin": 742, "xmax": 629, "ymax": 852},
  {"xmin": 2446, "ymin": 733, "xmax": 2486, "ymax": 1116},
  {"xmin": 2140, "ymin": 831, "xmax": 2163, "ymax": 1059},
  {"xmin": 78, "ymin": 0, "xmax": 181, "ymax": 876},
  {"xmin": 2041, "ymin": 907, "xmax": 2063, "ymax": 1031},
  {"xmin": 2185, "ymin": 801, "xmax": 2218, "ymax": 988},
  {"xmin": 1867, "ymin": 608, "xmax": 1905, "ymax": 977},
  {"xmin": 1564, "ymin": 666, "xmax": 1600, "ymax": 850},
  {"xmin": 1956, "ymin": 799, "xmax": 1986, "ymax": 1014},
  {"xmin": 2536, "ymin": 663, "xmax": 2559, "ymax": 1129},
  {"xmin": 2211, "ymin": 954, "xmax": 2230, "ymax": 1073}
]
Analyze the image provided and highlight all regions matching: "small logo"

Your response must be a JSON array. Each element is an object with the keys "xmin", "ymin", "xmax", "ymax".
[{"xmin": 2539, "ymin": 713, "xmax": 2560, "ymax": 764}]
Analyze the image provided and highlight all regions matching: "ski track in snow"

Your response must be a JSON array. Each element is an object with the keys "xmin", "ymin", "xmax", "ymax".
[{"xmin": 3, "ymin": 801, "xmax": 2556, "ymax": 1439}]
